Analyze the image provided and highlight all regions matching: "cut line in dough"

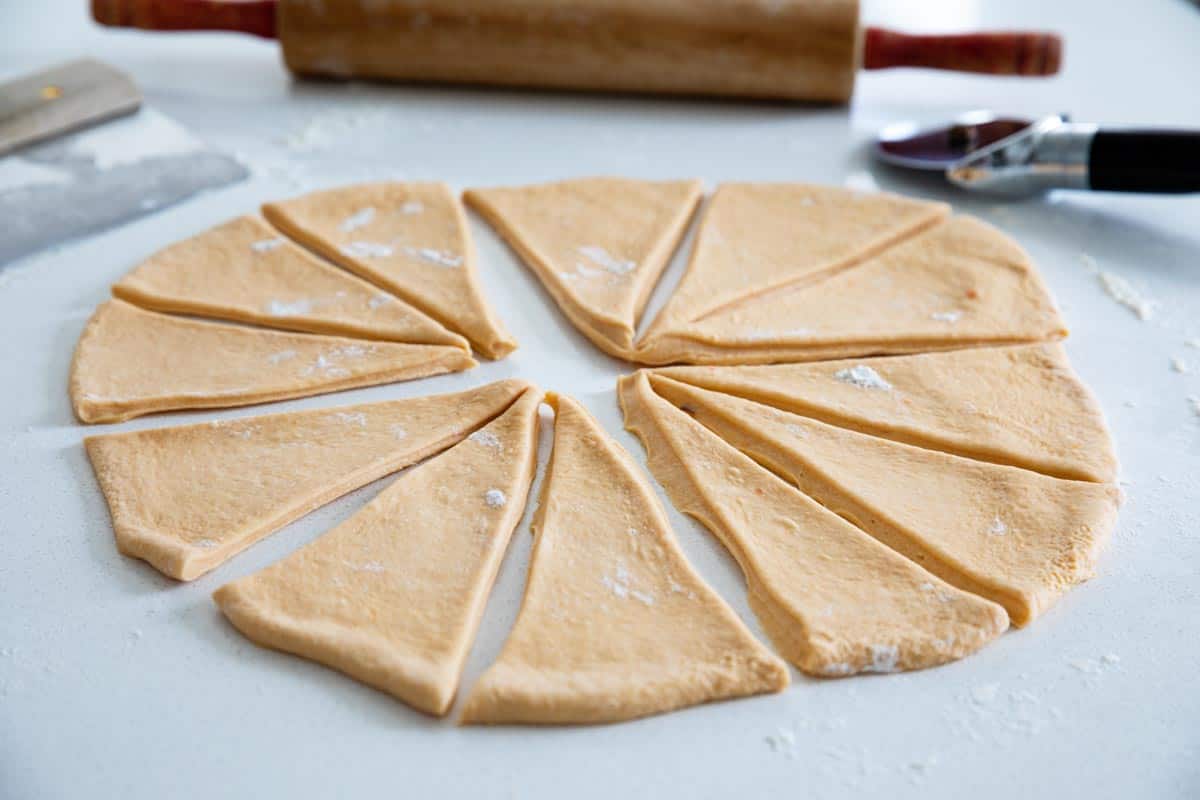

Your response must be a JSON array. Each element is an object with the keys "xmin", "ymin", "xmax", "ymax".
[
  {"xmin": 465, "ymin": 177, "xmax": 702, "ymax": 359},
  {"xmin": 461, "ymin": 393, "xmax": 788, "ymax": 724},
  {"xmin": 70, "ymin": 300, "xmax": 476, "ymax": 424},
  {"xmin": 85, "ymin": 378, "xmax": 530, "ymax": 580},
  {"xmin": 112, "ymin": 214, "xmax": 468, "ymax": 349},
  {"xmin": 214, "ymin": 387, "xmax": 543, "ymax": 715},
  {"xmin": 653, "ymin": 343, "xmax": 1116, "ymax": 482},
  {"xmin": 649, "ymin": 375, "xmax": 1120, "ymax": 626},
  {"xmin": 262, "ymin": 182, "xmax": 517, "ymax": 359},
  {"xmin": 619, "ymin": 372, "xmax": 1009, "ymax": 676}
]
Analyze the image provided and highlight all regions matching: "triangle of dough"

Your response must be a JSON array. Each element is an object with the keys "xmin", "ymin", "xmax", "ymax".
[
  {"xmin": 649, "ymin": 375, "xmax": 1120, "ymax": 626},
  {"xmin": 213, "ymin": 388, "xmax": 542, "ymax": 715},
  {"xmin": 112, "ymin": 214, "xmax": 467, "ymax": 349},
  {"xmin": 464, "ymin": 177, "xmax": 702, "ymax": 358},
  {"xmin": 638, "ymin": 215, "xmax": 1066, "ymax": 365},
  {"xmin": 262, "ymin": 182, "xmax": 517, "ymax": 359},
  {"xmin": 641, "ymin": 182, "xmax": 948, "ymax": 341},
  {"xmin": 655, "ymin": 344, "xmax": 1115, "ymax": 482},
  {"xmin": 70, "ymin": 300, "xmax": 476, "ymax": 424},
  {"xmin": 619, "ymin": 372, "xmax": 1008, "ymax": 676},
  {"xmin": 84, "ymin": 378, "xmax": 530, "ymax": 581},
  {"xmin": 461, "ymin": 394, "xmax": 788, "ymax": 724}
]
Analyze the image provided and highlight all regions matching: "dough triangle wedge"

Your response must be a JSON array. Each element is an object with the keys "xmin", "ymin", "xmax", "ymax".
[
  {"xmin": 619, "ymin": 372, "xmax": 1008, "ymax": 677},
  {"xmin": 655, "ymin": 343, "xmax": 1116, "ymax": 482},
  {"xmin": 70, "ymin": 300, "xmax": 475, "ymax": 424},
  {"xmin": 85, "ymin": 378, "xmax": 530, "ymax": 581},
  {"xmin": 461, "ymin": 393, "xmax": 788, "ymax": 725},
  {"xmin": 464, "ymin": 177, "xmax": 702, "ymax": 358},
  {"xmin": 214, "ymin": 388, "xmax": 543, "ymax": 716},
  {"xmin": 649, "ymin": 375, "xmax": 1121, "ymax": 626},
  {"xmin": 640, "ymin": 182, "xmax": 948, "ymax": 344},
  {"xmin": 263, "ymin": 182, "xmax": 517, "ymax": 359},
  {"xmin": 112, "ymin": 214, "xmax": 468, "ymax": 349},
  {"xmin": 637, "ymin": 215, "xmax": 1066, "ymax": 365}
]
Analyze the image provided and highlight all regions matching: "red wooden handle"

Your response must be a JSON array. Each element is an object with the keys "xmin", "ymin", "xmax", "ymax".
[
  {"xmin": 863, "ymin": 27, "xmax": 1062, "ymax": 76},
  {"xmin": 91, "ymin": 0, "xmax": 278, "ymax": 39}
]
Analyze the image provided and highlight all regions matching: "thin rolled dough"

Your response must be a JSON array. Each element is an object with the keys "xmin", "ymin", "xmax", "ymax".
[
  {"xmin": 619, "ymin": 372, "xmax": 1008, "ymax": 676},
  {"xmin": 112, "ymin": 214, "xmax": 467, "ymax": 349},
  {"xmin": 650, "ymin": 375, "xmax": 1120, "ymax": 626},
  {"xmin": 214, "ymin": 388, "xmax": 542, "ymax": 715},
  {"xmin": 85, "ymin": 378, "xmax": 530, "ymax": 580},
  {"xmin": 461, "ymin": 393, "xmax": 788, "ymax": 724},
  {"xmin": 653, "ymin": 343, "xmax": 1116, "ymax": 482},
  {"xmin": 70, "ymin": 299, "xmax": 475, "ymax": 424},
  {"xmin": 464, "ymin": 177, "xmax": 702, "ymax": 359},
  {"xmin": 263, "ymin": 182, "xmax": 517, "ymax": 359}
]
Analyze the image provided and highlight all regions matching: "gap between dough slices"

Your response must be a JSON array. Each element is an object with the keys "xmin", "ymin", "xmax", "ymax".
[
  {"xmin": 464, "ymin": 177, "xmax": 703, "ymax": 359},
  {"xmin": 636, "ymin": 214, "xmax": 1066, "ymax": 366},
  {"xmin": 111, "ymin": 214, "xmax": 468, "ymax": 350},
  {"xmin": 69, "ymin": 300, "xmax": 476, "ymax": 424},
  {"xmin": 618, "ymin": 372, "xmax": 1008, "ymax": 677},
  {"xmin": 262, "ymin": 182, "xmax": 517, "ymax": 359},
  {"xmin": 84, "ymin": 378, "xmax": 531, "ymax": 581},
  {"xmin": 653, "ymin": 343, "xmax": 1117, "ymax": 483},
  {"xmin": 649, "ymin": 375, "xmax": 1120, "ymax": 627},
  {"xmin": 460, "ymin": 393, "xmax": 788, "ymax": 725},
  {"xmin": 213, "ymin": 387, "xmax": 543, "ymax": 716},
  {"xmin": 638, "ymin": 182, "xmax": 950, "ymax": 348}
]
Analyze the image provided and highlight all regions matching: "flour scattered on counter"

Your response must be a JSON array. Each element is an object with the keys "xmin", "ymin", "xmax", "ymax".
[
  {"xmin": 340, "ymin": 207, "xmax": 376, "ymax": 232},
  {"xmin": 764, "ymin": 727, "xmax": 797, "ymax": 757},
  {"xmin": 1186, "ymin": 338, "xmax": 1200, "ymax": 349},
  {"xmin": 341, "ymin": 241, "xmax": 394, "ymax": 259},
  {"xmin": 468, "ymin": 430, "xmax": 502, "ymax": 449},
  {"xmin": 67, "ymin": 109, "xmax": 206, "ymax": 169},
  {"xmin": 1170, "ymin": 357, "xmax": 1191, "ymax": 374},
  {"xmin": 577, "ymin": 245, "xmax": 636, "ymax": 276},
  {"xmin": 282, "ymin": 107, "xmax": 388, "ymax": 153},
  {"xmin": 251, "ymin": 237, "xmax": 286, "ymax": 253},
  {"xmin": 1098, "ymin": 271, "xmax": 1155, "ymax": 320},
  {"xmin": 1079, "ymin": 252, "xmax": 1099, "ymax": 273},
  {"xmin": 484, "ymin": 488, "xmax": 507, "ymax": 508},
  {"xmin": 1189, "ymin": 397, "xmax": 1200, "ymax": 418},
  {"xmin": 931, "ymin": 310, "xmax": 962, "ymax": 323},
  {"xmin": 835, "ymin": 365, "xmax": 892, "ymax": 391}
]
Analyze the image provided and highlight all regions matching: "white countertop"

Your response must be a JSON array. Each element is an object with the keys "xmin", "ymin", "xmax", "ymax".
[{"xmin": 2, "ymin": 1, "xmax": 1198, "ymax": 798}]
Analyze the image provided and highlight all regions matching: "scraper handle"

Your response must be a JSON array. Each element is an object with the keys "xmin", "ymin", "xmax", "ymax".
[
  {"xmin": 863, "ymin": 28, "xmax": 1062, "ymax": 76},
  {"xmin": 1089, "ymin": 130, "xmax": 1200, "ymax": 193},
  {"xmin": 91, "ymin": 0, "xmax": 278, "ymax": 39}
]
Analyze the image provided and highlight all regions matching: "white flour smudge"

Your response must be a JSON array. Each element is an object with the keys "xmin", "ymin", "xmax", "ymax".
[
  {"xmin": 339, "ymin": 207, "xmax": 376, "ymax": 232},
  {"xmin": 468, "ymin": 430, "xmax": 502, "ymax": 449},
  {"xmin": 400, "ymin": 200, "xmax": 424, "ymax": 215},
  {"xmin": 390, "ymin": 424, "xmax": 408, "ymax": 440},
  {"xmin": 334, "ymin": 411, "xmax": 367, "ymax": 427},
  {"xmin": 577, "ymin": 245, "xmax": 636, "ymax": 276},
  {"xmin": 988, "ymin": 516, "xmax": 1008, "ymax": 536},
  {"xmin": 340, "ymin": 241, "xmax": 394, "ymax": 259},
  {"xmin": 834, "ymin": 365, "xmax": 892, "ymax": 391},
  {"xmin": 402, "ymin": 246, "xmax": 462, "ymax": 268},
  {"xmin": 866, "ymin": 644, "xmax": 899, "ymax": 673},
  {"xmin": 251, "ymin": 237, "xmax": 286, "ymax": 253},
  {"xmin": 484, "ymin": 488, "xmax": 507, "ymax": 508},
  {"xmin": 267, "ymin": 298, "xmax": 313, "ymax": 316},
  {"xmin": 194, "ymin": 538, "xmax": 219, "ymax": 549},
  {"xmin": 931, "ymin": 310, "xmax": 963, "ymax": 323},
  {"xmin": 268, "ymin": 349, "xmax": 298, "ymax": 365},
  {"xmin": 1098, "ymin": 272, "xmax": 1155, "ymax": 320},
  {"xmin": 367, "ymin": 293, "xmax": 391, "ymax": 309}
]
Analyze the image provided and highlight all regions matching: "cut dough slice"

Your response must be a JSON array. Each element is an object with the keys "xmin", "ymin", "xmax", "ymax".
[
  {"xmin": 464, "ymin": 177, "xmax": 703, "ymax": 359},
  {"xmin": 262, "ymin": 182, "xmax": 517, "ymax": 359},
  {"xmin": 461, "ymin": 394, "xmax": 788, "ymax": 725},
  {"xmin": 85, "ymin": 378, "xmax": 530, "ymax": 581},
  {"xmin": 214, "ymin": 388, "xmax": 542, "ymax": 715},
  {"xmin": 637, "ymin": 216, "xmax": 1066, "ymax": 365},
  {"xmin": 619, "ymin": 372, "xmax": 1008, "ymax": 676},
  {"xmin": 650, "ymin": 375, "xmax": 1120, "ymax": 626},
  {"xmin": 655, "ymin": 343, "xmax": 1115, "ymax": 482},
  {"xmin": 112, "ymin": 214, "xmax": 467, "ymax": 349},
  {"xmin": 70, "ymin": 300, "xmax": 475, "ymax": 424},
  {"xmin": 640, "ymin": 182, "xmax": 948, "ymax": 342}
]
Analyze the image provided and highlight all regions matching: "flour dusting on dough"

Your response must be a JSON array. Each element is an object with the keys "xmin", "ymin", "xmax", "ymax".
[
  {"xmin": 251, "ymin": 237, "xmax": 286, "ymax": 253},
  {"xmin": 484, "ymin": 488, "xmax": 507, "ymax": 508},
  {"xmin": 268, "ymin": 349, "xmax": 298, "ymax": 365},
  {"xmin": 390, "ymin": 424, "xmax": 408, "ymax": 439},
  {"xmin": 401, "ymin": 246, "xmax": 462, "ymax": 268},
  {"xmin": 334, "ymin": 411, "xmax": 367, "ymax": 427},
  {"xmin": 468, "ymin": 430, "xmax": 502, "ymax": 449},
  {"xmin": 267, "ymin": 298, "xmax": 314, "ymax": 317},
  {"xmin": 834, "ymin": 365, "xmax": 892, "ymax": 391},
  {"xmin": 341, "ymin": 241, "xmax": 394, "ymax": 259},
  {"xmin": 601, "ymin": 563, "xmax": 655, "ymax": 605},
  {"xmin": 301, "ymin": 344, "xmax": 369, "ymax": 377},
  {"xmin": 194, "ymin": 538, "xmax": 218, "ymax": 549},
  {"xmin": 988, "ymin": 516, "xmax": 1008, "ymax": 536},
  {"xmin": 400, "ymin": 200, "xmax": 424, "ymax": 215},
  {"xmin": 367, "ymin": 293, "xmax": 391, "ymax": 310},
  {"xmin": 339, "ymin": 207, "xmax": 376, "ymax": 232},
  {"xmin": 866, "ymin": 644, "xmax": 899, "ymax": 673},
  {"xmin": 577, "ymin": 245, "xmax": 636, "ymax": 276},
  {"xmin": 931, "ymin": 310, "xmax": 962, "ymax": 323}
]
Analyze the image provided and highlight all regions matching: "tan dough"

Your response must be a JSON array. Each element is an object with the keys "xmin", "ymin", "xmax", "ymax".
[
  {"xmin": 640, "ymin": 182, "xmax": 948, "ymax": 345},
  {"xmin": 70, "ymin": 300, "xmax": 475, "ymax": 424},
  {"xmin": 619, "ymin": 372, "xmax": 1008, "ymax": 676},
  {"xmin": 654, "ymin": 343, "xmax": 1116, "ymax": 482},
  {"xmin": 262, "ymin": 182, "xmax": 517, "ymax": 359},
  {"xmin": 637, "ymin": 215, "xmax": 1066, "ymax": 365},
  {"xmin": 85, "ymin": 378, "xmax": 530, "ymax": 581},
  {"xmin": 650, "ymin": 375, "xmax": 1121, "ymax": 626},
  {"xmin": 461, "ymin": 394, "xmax": 788, "ymax": 725},
  {"xmin": 112, "ymin": 214, "xmax": 467, "ymax": 349},
  {"xmin": 214, "ymin": 388, "xmax": 542, "ymax": 715},
  {"xmin": 464, "ymin": 177, "xmax": 702, "ymax": 359}
]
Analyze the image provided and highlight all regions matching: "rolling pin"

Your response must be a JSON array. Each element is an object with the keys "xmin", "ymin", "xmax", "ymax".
[{"xmin": 92, "ymin": 0, "xmax": 1062, "ymax": 102}]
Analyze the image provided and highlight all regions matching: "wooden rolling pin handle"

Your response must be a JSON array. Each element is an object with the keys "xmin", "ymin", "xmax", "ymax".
[
  {"xmin": 863, "ymin": 27, "xmax": 1062, "ymax": 76},
  {"xmin": 91, "ymin": 0, "xmax": 278, "ymax": 39}
]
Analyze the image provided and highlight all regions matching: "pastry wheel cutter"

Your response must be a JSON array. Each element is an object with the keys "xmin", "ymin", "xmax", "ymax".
[{"xmin": 875, "ymin": 111, "xmax": 1200, "ymax": 197}]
